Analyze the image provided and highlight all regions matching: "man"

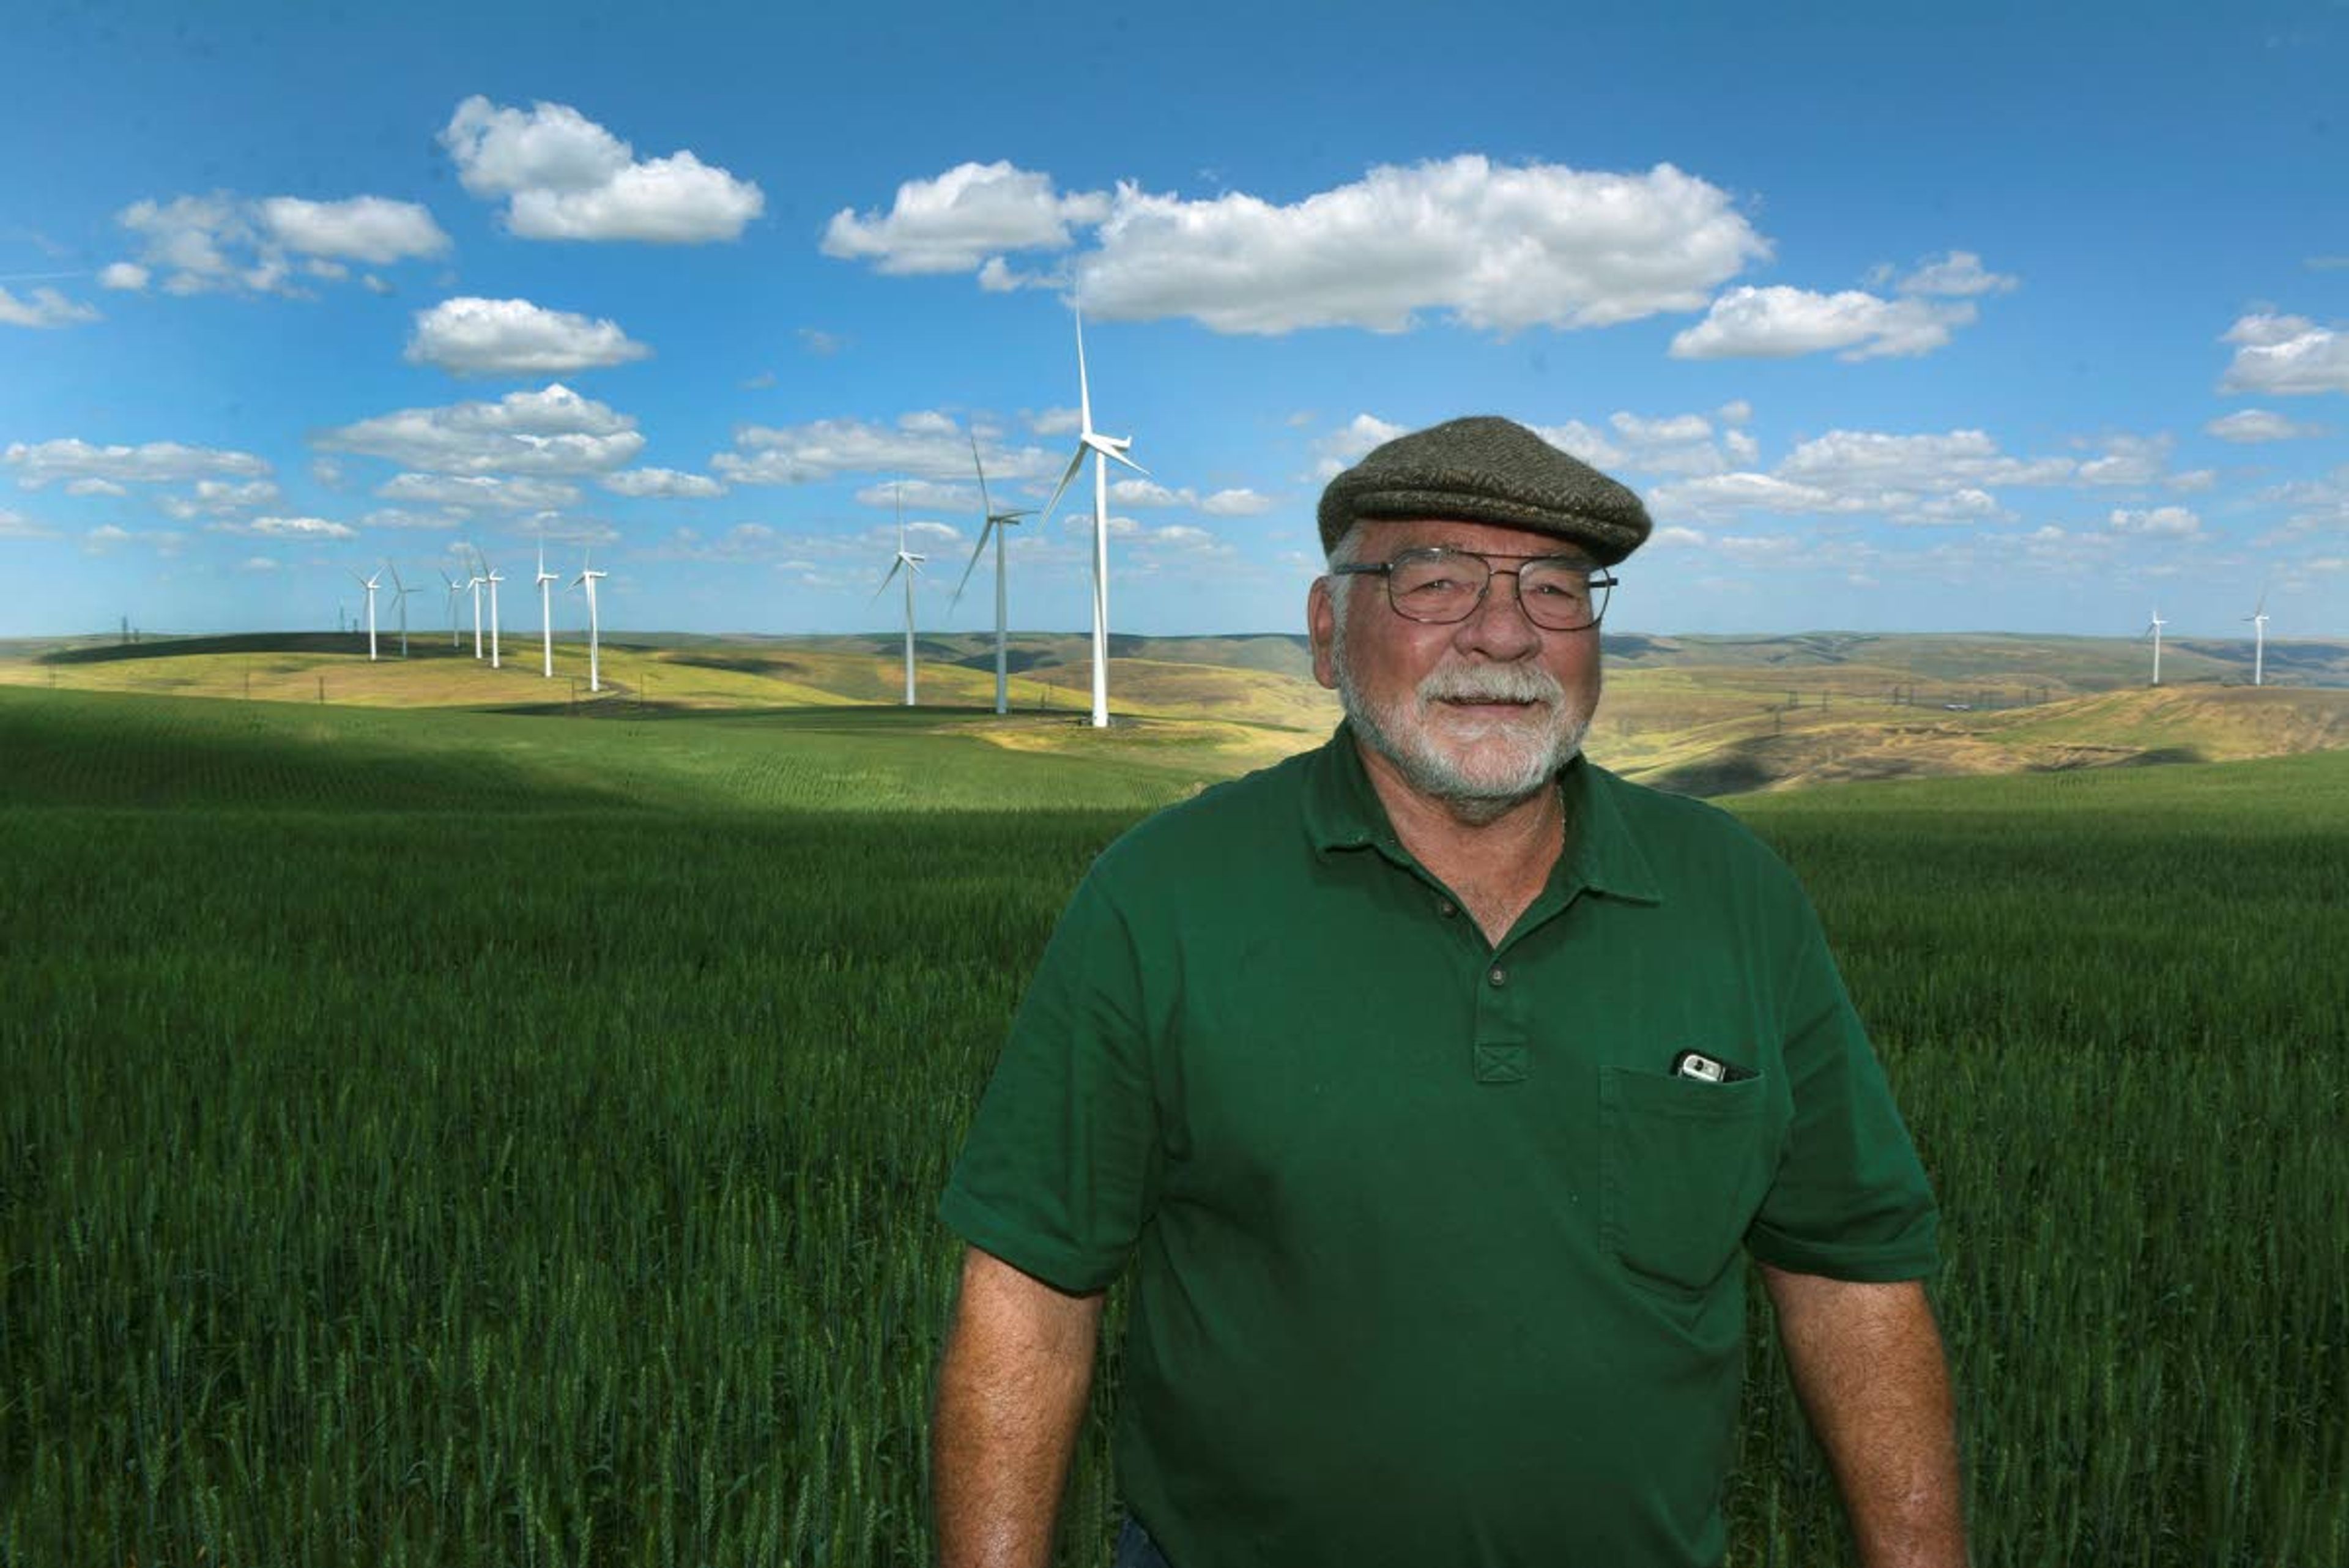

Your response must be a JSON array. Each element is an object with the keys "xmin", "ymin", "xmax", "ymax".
[{"xmin": 933, "ymin": 417, "xmax": 1966, "ymax": 1567}]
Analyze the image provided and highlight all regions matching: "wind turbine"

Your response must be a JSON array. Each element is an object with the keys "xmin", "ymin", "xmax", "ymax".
[
  {"xmin": 2246, "ymin": 590, "xmax": 2269, "ymax": 688},
  {"xmin": 536, "ymin": 539, "xmax": 560, "ymax": 679},
  {"xmin": 387, "ymin": 562, "xmax": 418, "ymax": 659},
  {"xmin": 569, "ymin": 550, "xmax": 607, "ymax": 693},
  {"xmin": 440, "ymin": 568, "xmax": 462, "ymax": 647},
  {"xmin": 350, "ymin": 569, "xmax": 381, "ymax": 661},
  {"xmin": 2142, "ymin": 608, "xmax": 2166, "ymax": 686},
  {"xmin": 483, "ymin": 552, "xmax": 505, "ymax": 671},
  {"xmin": 1035, "ymin": 305, "xmax": 1146, "ymax": 729},
  {"xmin": 875, "ymin": 484, "xmax": 926, "ymax": 706},
  {"xmin": 465, "ymin": 553, "xmax": 486, "ymax": 661},
  {"xmin": 951, "ymin": 432, "xmax": 1033, "ymax": 716}
]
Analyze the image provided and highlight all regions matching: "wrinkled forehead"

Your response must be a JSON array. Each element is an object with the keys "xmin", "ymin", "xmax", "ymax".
[{"xmin": 1341, "ymin": 516, "xmax": 1598, "ymax": 567}]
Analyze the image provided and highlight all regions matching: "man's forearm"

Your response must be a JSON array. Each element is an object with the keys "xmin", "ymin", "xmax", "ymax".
[
  {"xmin": 1761, "ymin": 1266, "xmax": 1968, "ymax": 1568},
  {"xmin": 932, "ymin": 1249, "xmax": 1104, "ymax": 1568}
]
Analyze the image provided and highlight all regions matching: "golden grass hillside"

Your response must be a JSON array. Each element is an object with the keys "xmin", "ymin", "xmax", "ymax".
[{"xmin": 6, "ymin": 628, "xmax": 2347, "ymax": 796}]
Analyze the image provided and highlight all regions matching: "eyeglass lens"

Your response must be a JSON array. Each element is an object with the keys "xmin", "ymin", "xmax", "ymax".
[{"xmin": 1388, "ymin": 550, "xmax": 1608, "ymax": 629}]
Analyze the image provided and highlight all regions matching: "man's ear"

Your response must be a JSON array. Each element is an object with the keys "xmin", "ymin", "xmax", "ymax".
[{"xmin": 1308, "ymin": 576, "xmax": 1338, "ymax": 691}]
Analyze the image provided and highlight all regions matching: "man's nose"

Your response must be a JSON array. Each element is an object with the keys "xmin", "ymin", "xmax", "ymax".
[{"xmin": 1453, "ymin": 568, "xmax": 1543, "ymax": 657}]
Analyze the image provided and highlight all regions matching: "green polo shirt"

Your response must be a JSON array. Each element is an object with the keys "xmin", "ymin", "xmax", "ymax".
[{"xmin": 942, "ymin": 724, "xmax": 1937, "ymax": 1567}]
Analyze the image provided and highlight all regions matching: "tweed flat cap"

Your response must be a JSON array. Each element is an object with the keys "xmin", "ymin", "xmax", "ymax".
[{"xmin": 1318, "ymin": 415, "xmax": 1653, "ymax": 565}]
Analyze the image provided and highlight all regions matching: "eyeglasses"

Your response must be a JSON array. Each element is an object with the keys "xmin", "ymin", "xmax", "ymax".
[{"xmin": 1329, "ymin": 547, "xmax": 1617, "ymax": 631}]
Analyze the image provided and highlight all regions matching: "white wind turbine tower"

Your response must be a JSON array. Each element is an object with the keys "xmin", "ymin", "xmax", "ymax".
[
  {"xmin": 351, "ymin": 569, "xmax": 382, "ymax": 661},
  {"xmin": 440, "ymin": 569, "xmax": 462, "ymax": 647},
  {"xmin": 2246, "ymin": 590, "xmax": 2269, "ymax": 687},
  {"xmin": 875, "ymin": 484, "xmax": 927, "ymax": 707},
  {"xmin": 951, "ymin": 432, "xmax": 1033, "ymax": 716},
  {"xmin": 536, "ymin": 540, "xmax": 560, "ymax": 678},
  {"xmin": 2143, "ymin": 608, "xmax": 2166, "ymax": 686},
  {"xmin": 570, "ymin": 551, "xmax": 608, "ymax": 693},
  {"xmin": 1036, "ymin": 306, "xmax": 1146, "ymax": 729},
  {"xmin": 387, "ymin": 563, "xmax": 418, "ymax": 659},
  {"xmin": 466, "ymin": 555, "xmax": 486, "ymax": 660},
  {"xmin": 483, "ymin": 553, "xmax": 505, "ymax": 671}
]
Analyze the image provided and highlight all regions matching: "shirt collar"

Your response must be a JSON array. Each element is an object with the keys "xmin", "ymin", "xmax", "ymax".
[{"xmin": 1304, "ymin": 720, "xmax": 1663, "ymax": 906}]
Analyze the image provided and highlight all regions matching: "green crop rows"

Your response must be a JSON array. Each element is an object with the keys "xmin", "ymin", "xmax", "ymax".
[{"xmin": 3, "ymin": 688, "xmax": 2344, "ymax": 1566}]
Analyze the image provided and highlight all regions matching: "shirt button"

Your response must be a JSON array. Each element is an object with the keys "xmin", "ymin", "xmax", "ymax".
[
  {"xmin": 1438, "ymin": 900, "xmax": 1457, "ymax": 918},
  {"xmin": 1488, "ymin": 966, "xmax": 1508, "ymax": 988}
]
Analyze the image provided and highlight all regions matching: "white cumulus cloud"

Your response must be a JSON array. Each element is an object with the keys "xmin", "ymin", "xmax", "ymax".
[
  {"xmin": 823, "ymin": 162, "xmax": 1109, "ymax": 275},
  {"xmin": 5, "ymin": 438, "xmax": 272, "ymax": 488},
  {"xmin": 1670, "ymin": 286, "xmax": 1975, "ymax": 361},
  {"xmin": 316, "ymin": 384, "xmax": 644, "ymax": 475},
  {"xmin": 1200, "ymin": 488, "xmax": 1274, "ymax": 516},
  {"xmin": 2206, "ymin": 409, "xmax": 2328, "ymax": 442},
  {"xmin": 717, "ymin": 416, "xmax": 1052, "ymax": 485},
  {"xmin": 601, "ymin": 467, "xmax": 725, "ymax": 499},
  {"xmin": 407, "ymin": 297, "xmax": 652, "ymax": 377},
  {"xmin": 2106, "ymin": 506, "xmax": 2200, "ymax": 538},
  {"xmin": 258, "ymin": 196, "xmax": 452, "ymax": 264},
  {"xmin": 207, "ymin": 515, "xmax": 358, "ymax": 540},
  {"xmin": 158, "ymin": 479, "xmax": 283, "ymax": 519},
  {"xmin": 2218, "ymin": 314, "xmax": 2349, "ymax": 395},
  {"xmin": 0, "ymin": 285, "xmax": 100, "ymax": 328},
  {"xmin": 1649, "ymin": 427, "xmax": 2183, "ymax": 527},
  {"xmin": 0, "ymin": 508, "xmax": 58, "ymax": 538},
  {"xmin": 1077, "ymin": 157, "xmax": 1767, "ymax": 335},
  {"xmin": 376, "ymin": 474, "xmax": 585, "ymax": 511},
  {"xmin": 1312, "ymin": 414, "xmax": 1409, "ymax": 479},
  {"xmin": 113, "ymin": 192, "xmax": 446, "ymax": 296},
  {"xmin": 852, "ymin": 478, "xmax": 978, "ymax": 511},
  {"xmin": 440, "ymin": 97, "xmax": 763, "ymax": 243},
  {"xmin": 1890, "ymin": 250, "xmax": 2018, "ymax": 297}
]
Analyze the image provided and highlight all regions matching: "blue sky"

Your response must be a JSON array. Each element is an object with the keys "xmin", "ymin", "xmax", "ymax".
[{"xmin": 3, "ymin": 0, "xmax": 2345, "ymax": 644}]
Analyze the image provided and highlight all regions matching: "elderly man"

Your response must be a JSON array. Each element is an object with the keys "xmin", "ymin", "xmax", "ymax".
[{"xmin": 933, "ymin": 417, "xmax": 1965, "ymax": 1567}]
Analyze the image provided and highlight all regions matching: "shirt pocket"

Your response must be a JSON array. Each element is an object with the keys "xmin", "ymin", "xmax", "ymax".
[{"xmin": 1599, "ymin": 1065, "xmax": 1780, "ymax": 1299}]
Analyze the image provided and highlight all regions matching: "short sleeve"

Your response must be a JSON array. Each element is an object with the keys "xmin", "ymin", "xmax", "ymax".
[
  {"xmin": 939, "ymin": 868, "xmax": 1162, "ymax": 1294},
  {"xmin": 1745, "ymin": 902, "xmax": 1940, "ymax": 1282}
]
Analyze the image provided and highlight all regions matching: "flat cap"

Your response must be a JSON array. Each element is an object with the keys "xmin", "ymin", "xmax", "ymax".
[{"xmin": 1318, "ymin": 415, "xmax": 1652, "ymax": 566}]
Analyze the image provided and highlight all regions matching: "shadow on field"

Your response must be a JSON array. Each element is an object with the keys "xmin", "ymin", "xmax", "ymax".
[
  {"xmin": 42, "ymin": 633, "xmax": 481, "ymax": 665},
  {"xmin": 0, "ymin": 688, "xmax": 633, "ymax": 812}
]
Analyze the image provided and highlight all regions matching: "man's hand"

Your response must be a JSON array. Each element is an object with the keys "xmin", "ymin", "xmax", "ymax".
[
  {"xmin": 1759, "ymin": 1265, "xmax": 1969, "ymax": 1568},
  {"xmin": 932, "ymin": 1246, "xmax": 1106, "ymax": 1568}
]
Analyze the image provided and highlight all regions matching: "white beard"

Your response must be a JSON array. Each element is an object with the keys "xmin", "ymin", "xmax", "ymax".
[{"xmin": 1332, "ymin": 630, "xmax": 1593, "ymax": 824}]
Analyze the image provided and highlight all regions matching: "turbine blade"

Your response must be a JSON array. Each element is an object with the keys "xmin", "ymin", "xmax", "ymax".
[
  {"xmin": 949, "ymin": 522, "xmax": 995, "ymax": 608},
  {"xmin": 970, "ymin": 432, "xmax": 993, "ymax": 521},
  {"xmin": 873, "ymin": 559, "xmax": 904, "ymax": 600},
  {"xmin": 1074, "ymin": 306, "xmax": 1094, "ymax": 434},
  {"xmin": 1036, "ymin": 447, "xmax": 1086, "ymax": 533}
]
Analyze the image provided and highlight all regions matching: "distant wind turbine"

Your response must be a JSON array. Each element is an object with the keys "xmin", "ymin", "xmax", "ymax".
[
  {"xmin": 875, "ymin": 484, "xmax": 927, "ymax": 707},
  {"xmin": 570, "ymin": 551, "xmax": 607, "ymax": 693},
  {"xmin": 351, "ymin": 569, "xmax": 382, "ymax": 661},
  {"xmin": 536, "ymin": 539, "xmax": 560, "ymax": 678},
  {"xmin": 2143, "ymin": 608, "xmax": 2166, "ymax": 686},
  {"xmin": 387, "ymin": 562, "xmax": 418, "ymax": 659},
  {"xmin": 440, "ymin": 568, "xmax": 462, "ymax": 647},
  {"xmin": 952, "ymin": 432, "xmax": 1033, "ymax": 716},
  {"xmin": 483, "ymin": 554, "xmax": 505, "ymax": 671},
  {"xmin": 466, "ymin": 554, "xmax": 486, "ymax": 661},
  {"xmin": 1035, "ymin": 305, "xmax": 1146, "ymax": 729},
  {"xmin": 2246, "ymin": 591, "xmax": 2269, "ymax": 688}
]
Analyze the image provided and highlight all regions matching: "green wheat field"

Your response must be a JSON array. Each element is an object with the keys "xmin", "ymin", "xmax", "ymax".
[{"xmin": 2, "ymin": 684, "xmax": 2345, "ymax": 1566}]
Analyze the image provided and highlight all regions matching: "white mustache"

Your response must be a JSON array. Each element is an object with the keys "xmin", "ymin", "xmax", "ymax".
[{"xmin": 1417, "ymin": 664, "xmax": 1562, "ymax": 705}]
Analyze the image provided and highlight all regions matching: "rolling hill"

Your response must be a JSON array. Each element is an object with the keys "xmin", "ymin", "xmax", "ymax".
[{"xmin": 4, "ymin": 627, "xmax": 2346, "ymax": 797}]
